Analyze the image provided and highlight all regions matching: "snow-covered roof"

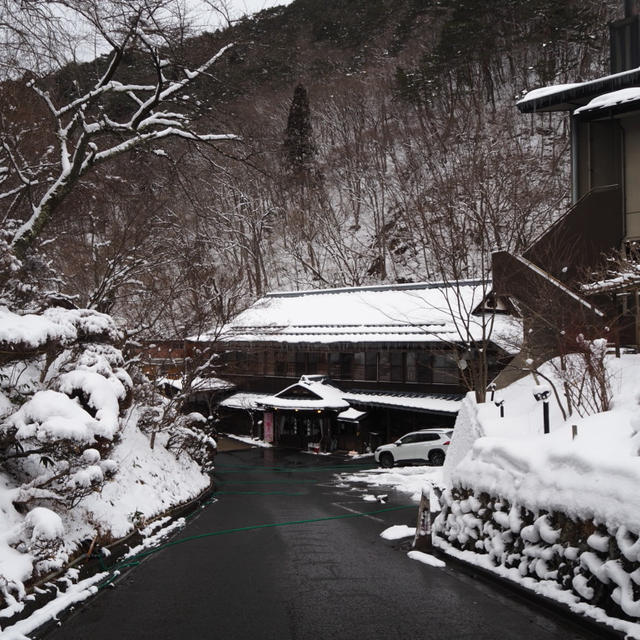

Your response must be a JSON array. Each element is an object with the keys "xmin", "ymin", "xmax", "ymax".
[
  {"xmin": 157, "ymin": 376, "xmax": 234, "ymax": 394},
  {"xmin": 517, "ymin": 67, "xmax": 640, "ymax": 113},
  {"xmin": 337, "ymin": 407, "xmax": 367, "ymax": 422},
  {"xmin": 574, "ymin": 88, "xmax": 640, "ymax": 115},
  {"xmin": 343, "ymin": 390, "xmax": 463, "ymax": 415},
  {"xmin": 219, "ymin": 392, "xmax": 270, "ymax": 410},
  {"xmin": 190, "ymin": 376, "xmax": 235, "ymax": 392},
  {"xmin": 202, "ymin": 280, "xmax": 517, "ymax": 350},
  {"xmin": 219, "ymin": 377, "xmax": 463, "ymax": 415}
]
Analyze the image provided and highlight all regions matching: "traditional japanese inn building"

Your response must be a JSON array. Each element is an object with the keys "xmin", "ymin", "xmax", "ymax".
[{"xmin": 190, "ymin": 280, "xmax": 518, "ymax": 452}]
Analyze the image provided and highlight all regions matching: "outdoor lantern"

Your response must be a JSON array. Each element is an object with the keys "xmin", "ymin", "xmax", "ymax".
[{"xmin": 533, "ymin": 385, "xmax": 551, "ymax": 434}]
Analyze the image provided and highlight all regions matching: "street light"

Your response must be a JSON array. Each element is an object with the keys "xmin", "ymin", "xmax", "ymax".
[{"xmin": 532, "ymin": 385, "xmax": 551, "ymax": 434}]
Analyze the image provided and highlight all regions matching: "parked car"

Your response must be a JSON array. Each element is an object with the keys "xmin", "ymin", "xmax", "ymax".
[{"xmin": 374, "ymin": 429, "xmax": 452, "ymax": 467}]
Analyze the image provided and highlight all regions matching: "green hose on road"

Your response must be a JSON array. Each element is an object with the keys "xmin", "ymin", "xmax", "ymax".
[{"xmin": 97, "ymin": 503, "xmax": 415, "ymax": 591}]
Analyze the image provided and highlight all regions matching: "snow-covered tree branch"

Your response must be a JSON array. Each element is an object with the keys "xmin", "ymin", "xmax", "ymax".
[{"xmin": 0, "ymin": 0, "xmax": 238, "ymax": 259}]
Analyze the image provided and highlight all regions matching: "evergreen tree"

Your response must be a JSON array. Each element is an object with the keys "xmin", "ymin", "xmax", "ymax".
[{"xmin": 283, "ymin": 84, "xmax": 316, "ymax": 169}]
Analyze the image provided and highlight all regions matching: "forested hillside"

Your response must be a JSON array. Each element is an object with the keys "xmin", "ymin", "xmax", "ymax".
[{"xmin": 3, "ymin": 0, "xmax": 620, "ymax": 338}]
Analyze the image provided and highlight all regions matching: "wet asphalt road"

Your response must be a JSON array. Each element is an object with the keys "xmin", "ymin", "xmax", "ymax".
[{"xmin": 43, "ymin": 447, "xmax": 602, "ymax": 640}]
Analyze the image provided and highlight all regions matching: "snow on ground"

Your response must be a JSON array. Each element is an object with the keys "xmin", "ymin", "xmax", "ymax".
[
  {"xmin": 66, "ymin": 414, "xmax": 209, "ymax": 542},
  {"xmin": 380, "ymin": 525, "xmax": 416, "ymax": 540},
  {"xmin": 407, "ymin": 550, "xmax": 446, "ymax": 568},
  {"xmin": 339, "ymin": 465, "xmax": 443, "ymax": 503},
  {"xmin": 223, "ymin": 433, "xmax": 273, "ymax": 448},
  {"xmin": 0, "ymin": 571, "xmax": 107, "ymax": 640},
  {"xmin": 122, "ymin": 518, "xmax": 187, "ymax": 560}
]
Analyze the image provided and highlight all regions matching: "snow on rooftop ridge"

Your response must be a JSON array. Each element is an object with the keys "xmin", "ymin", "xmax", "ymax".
[
  {"xmin": 517, "ymin": 66, "xmax": 640, "ymax": 107},
  {"xmin": 574, "ymin": 87, "xmax": 640, "ymax": 114},
  {"xmin": 265, "ymin": 279, "xmax": 487, "ymax": 298},
  {"xmin": 517, "ymin": 83, "xmax": 582, "ymax": 104}
]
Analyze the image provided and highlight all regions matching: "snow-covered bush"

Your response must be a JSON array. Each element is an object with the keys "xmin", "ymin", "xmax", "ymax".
[
  {"xmin": 0, "ymin": 313, "xmax": 131, "ymax": 515},
  {"xmin": 135, "ymin": 377, "xmax": 217, "ymax": 472},
  {"xmin": 546, "ymin": 335, "xmax": 611, "ymax": 419},
  {"xmin": 434, "ymin": 486, "xmax": 640, "ymax": 625}
]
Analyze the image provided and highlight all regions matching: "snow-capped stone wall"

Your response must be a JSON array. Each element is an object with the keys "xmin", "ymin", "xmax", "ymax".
[
  {"xmin": 433, "ymin": 483, "xmax": 640, "ymax": 626},
  {"xmin": 434, "ymin": 354, "xmax": 640, "ymax": 633}
]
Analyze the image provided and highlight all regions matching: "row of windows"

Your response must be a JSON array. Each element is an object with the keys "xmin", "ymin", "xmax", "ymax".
[{"xmin": 224, "ymin": 349, "xmax": 460, "ymax": 386}]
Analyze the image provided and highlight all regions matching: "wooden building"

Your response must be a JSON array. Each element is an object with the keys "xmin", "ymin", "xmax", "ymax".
[
  {"xmin": 492, "ymin": 1, "xmax": 640, "ymax": 364},
  {"xmin": 192, "ymin": 280, "xmax": 518, "ymax": 451}
]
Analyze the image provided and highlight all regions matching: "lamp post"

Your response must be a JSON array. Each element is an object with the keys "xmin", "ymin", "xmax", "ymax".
[{"xmin": 533, "ymin": 386, "xmax": 551, "ymax": 434}]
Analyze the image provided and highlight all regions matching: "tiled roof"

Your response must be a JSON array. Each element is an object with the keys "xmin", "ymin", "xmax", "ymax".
[
  {"xmin": 198, "ymin": 280, "xmax": 520, "ymax": 351},
  {"xmin": 219, "ymin": 377, "xmax": 464, "ymax": 415}
]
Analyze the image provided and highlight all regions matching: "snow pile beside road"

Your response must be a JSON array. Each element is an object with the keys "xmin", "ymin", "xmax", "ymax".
[
  {"xmin": 448, "ymin": 354, "xmax": 640, "ymax": 528},
  {"xmin": 435, "ymin": 353, "xmax": 640, "ymax": 633},
  {"xmin": 380, "ymin": 525, "xmax": 415, "ymax": 540},
  {"xmin": 339, "ymin": 466, "xmax": 443, "ymax": 503},
  {"xmin": 224, "ymin": 433, "xmax": 273, "ymax": 448}
]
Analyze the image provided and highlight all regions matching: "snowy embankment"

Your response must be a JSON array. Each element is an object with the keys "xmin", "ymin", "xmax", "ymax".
[
  {"xmin": 436, "ymin": 353, "xmax": 640, "ymax": 637},
  {"xmin": 0, "ymin": 306, "xmax": 210, "ymax": 631}
]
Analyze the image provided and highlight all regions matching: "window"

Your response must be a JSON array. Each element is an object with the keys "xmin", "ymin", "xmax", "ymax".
[
  {"xmin": 406, "ymin": 352, "xmax": 416, "ymax": 383},
  {"xmin": 274, "ymin": 351, "xmax": 287, "ymax": 376},
  {"xmin": 416, "ymin": 433, "xmax": 440, "ymax": 442},
  {"xmin": 390, "ymin": 352, "xmax": 404, "ymax": 382},
  {"xmin": 286, "ymin": 351, "xmax": 296, "ymax": 377},
  {"xmin": 253, "ymin": 350, "xmax": 264, "ymax": 375},
  {"xmin": 265, "ymin": 350, "xmax": 275, "ymax": 376},
  {"xmin": 432, "ymin": 354, "xmax": 458, "ymax": 385},
  {"xmin": 329, "ymin": 352, "xmax": 341, "ymax": 378},
  {"xmin": 365, "ymin": 352, "xmax": 377, "ymax": 380},
  {"xmin": 378, "ymin": 352, "xmax": 390, "ymax": 381},
  {"xmin": 307, "ymin": 352, "xmax": 320, "ymax": 375},
  {"xmin": 295, "ymin": 351, "xmax": 306, "ymax": 377},
  {"xmin": 340, "ymin": 353, "xmax": 354, "ymax": 380},
  {"xmin": 416, "ymin": 352, "xmax": 431, "ymax": 383},
  {"xmin": 353, "ymin": 353, "xmax": 365, "ymax": 380}
]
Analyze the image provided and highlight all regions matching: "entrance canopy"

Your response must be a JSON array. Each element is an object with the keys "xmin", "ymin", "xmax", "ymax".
[
  {"xmin": 337, "ymin": 407, "xmax": 368, "ymax": 423},
  {"xmin": 261, "ymin": 375, "xmax": 349, "ymax": 411}
]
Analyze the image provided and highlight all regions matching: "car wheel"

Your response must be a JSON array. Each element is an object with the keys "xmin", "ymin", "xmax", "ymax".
[
  {"xmin": 379, "ymin": 452, "xmax": 394, "ymax": 468},
  {"xmin": 429, "ymin": 450, "xmax": 445, "ymax": 466}
]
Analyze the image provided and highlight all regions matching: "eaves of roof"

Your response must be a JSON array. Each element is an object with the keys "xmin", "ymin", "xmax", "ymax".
[{"xmin": 517, "ymin": 67, "xmax": 640, "ymax": 113}]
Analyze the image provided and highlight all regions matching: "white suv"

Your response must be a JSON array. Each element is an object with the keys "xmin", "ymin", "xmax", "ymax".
[{"xmin": 374, "ymin": 429, "xmax": 452, "ymax": 467}]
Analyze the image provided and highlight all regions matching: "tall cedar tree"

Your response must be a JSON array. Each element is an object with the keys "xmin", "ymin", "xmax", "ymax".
[{"xmin": 283, "ymin": 84, "xmax": 316, "ymax": 169}]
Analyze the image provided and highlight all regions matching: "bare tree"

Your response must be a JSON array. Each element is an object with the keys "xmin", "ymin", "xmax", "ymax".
[{"xmin": 0, "ymin": 0, "xmax": 238, "ymax": 264}]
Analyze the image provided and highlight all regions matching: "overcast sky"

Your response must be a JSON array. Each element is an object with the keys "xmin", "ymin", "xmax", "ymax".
[{"xmin": 187, "ymin": 0, "xmax": 295, "ymax": 32}]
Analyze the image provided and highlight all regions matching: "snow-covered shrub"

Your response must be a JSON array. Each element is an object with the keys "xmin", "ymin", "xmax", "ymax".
[
  {"xmin": 135, "ymin": 377, "xmax": 217, "ymax": 472},
  {"xmin": 20, "ymin": 507, "xmax": 65, "ymax": 572},
  {"xmin": 0, "ymin": 313, "xmax": 133, "ymax": 515},
  {"xmin": 0, "ymin": 303, "xmax": 213, "ymax": 612},
  {"xmin": 548, "ymin": 335, "xmax": 611, "ymax": 419}
]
